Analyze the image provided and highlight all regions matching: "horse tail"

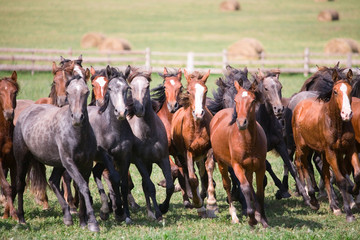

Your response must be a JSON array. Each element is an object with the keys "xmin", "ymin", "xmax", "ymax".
[{"xmin": 26, "ymin": 159, "xmax": 49, "ymax": 209}]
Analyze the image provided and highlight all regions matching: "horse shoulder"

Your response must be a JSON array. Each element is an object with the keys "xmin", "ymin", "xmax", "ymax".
[{"xmin": 351, "ymin": 99, "xmax": 360, "ymax": 143}]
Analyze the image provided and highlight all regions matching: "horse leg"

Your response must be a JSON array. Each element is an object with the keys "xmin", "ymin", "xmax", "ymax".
[
  {"xmin": 0, "ymin": 158, "xmax": 17, "ymax": 220},
  {"xmin": 322, "ymin": 160, "xmax": 341, "ymax": 215},
  {"xmin": 325, "ymin": 149, "xmax": 354, "ymax": 222},
  {"xmin": 348, "ymin": 149, "xmax": 360, "ymax": 196},
  {"xmin": 48, "ymin": 167, "xmax": 73, "ymax": 226},
  {"xmin": 265, "ymin": 160, "xmax": 290, "ymax": 200},
  {"xmin": 28, "ymin": 160, "xmax": 49, "ymax": 210},
  {"xmin": 196, "ymin": 159, "xmax": 208, "ymax": 201},
  {"xmin": 232, "ymin": 163, "xmax": 257, "ymax": 227},
  {"xmin": 157, "ymin": 155, "xmax": 175, "ymax": 215},
  {"xmin": 300, "ymin": 152, "xmax": 319, "ymax": 210},
  {"xmin": 92, "ymin": 162, "xmax": 110, "ymax": 220},
  {"xmin": 174, "ymin": 155, "xmax": 193, "ymax": 208},
  {"xmin": 134, "ymin": 158, "xmax": 161, "ymax": 220},
  {"xmin": 186, "ymin": 151, "xmax": 204, "ymax": 216},
  {"xmin": 255, "ymin": 166, "xmax": 268, "ymax": 228},
  {"xmin": 62, "ymin": 171, "xmax": 77, "ymax": 214},
  {"xmin": 217, "ymin": 160, "xmax": 239, "ymax": 223},
  {"xmin": 15, "ymin": 152, "xmax": 31, "ymax": 224},
  {"xmin": 205, "ymin": 149, "xmax": 218, "ymax": 217},
  {"xmin": 127, "ymin": 171, "xmax": 140, "ymax": 209},
  {"xmin": 61, "ymin": 159, "xmax": 99, "ymax": 232}
]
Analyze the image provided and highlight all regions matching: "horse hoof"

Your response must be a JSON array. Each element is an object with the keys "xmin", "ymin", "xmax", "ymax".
[
  {"xmin": 125, "ymin": 217, "xmax": 133, "ymax": 225},
  {"xmin": 276, "ymin": 190, "xmax": 291, "ymax": 200},
  {"xmin": 100, "ymin": 211, "xmax": 109, "ymax": 221},
  {"xmin": 231, "ymin": 218, "xmax": 239, "ymax": 224},
  {"xmin": 261, "ymin": 221, "xmax": 269, "ymax": 228},
  {"xmin": 350, "ymin": 201, "xmax": 357, "ymax": 210},
  {"xmin": 159, "ymin": 203, "xmax": 169, "ymax": 214},
  {"xmin": 174, "ymin": 183, "xmax": 181, "ymax": 192},
  {"xmin": 197, "ymin": 206, "xmax": 207, "ymax": 218},
  {"xmin": 317, "ymin": 191, "xmax": 327, "ymax": 200},
  {"xmin": 207, "ymin": 204, "xmax": 219, "ymax": 214},
  {"xmin": 130, "ymin": 202, "xmax": 141, "ymax": 210},
  {"xmin": 64, "ymin": 219, "xmax": 73, "ymax": 226},
  {"xmin": 70, "ymin": 208, "xmax": 78, "ymax": 215},
  {"xmin": 248, "ymin": 217, "xmax": 258, "ymax": 227},
  {"xmin": 333, "ymin": 209, "xmax": 342, "ymax": 216},
  {"xmin": 156, "ymin": 215, "xmax": 163, "ymax": 222},
  {"xmin": 184, "ymin": 200, "xmax": 193, "ymax": 209},
  {"xmin": 88, "ymin": 223, "xmax": 100, "ymax": 232},
  {"xmin": 346, "ymin": 215, "xmax": 356, "ymax": 223}
]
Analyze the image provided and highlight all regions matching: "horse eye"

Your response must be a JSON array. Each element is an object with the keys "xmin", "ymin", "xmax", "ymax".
[
  {"xmin": 334, "ymin": 91, "xmax": 337, "ymax": 95},
  {"xmin": 264, "ymin": 87, "xmax": 268, "ymax": 91},
  {"xmin": 108, "ymin": 87, "xmax": 112, "ymax": 91}
]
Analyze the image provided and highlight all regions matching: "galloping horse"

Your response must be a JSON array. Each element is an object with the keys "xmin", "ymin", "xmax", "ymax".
[
  {"xmin": 171, "ymin": 69, "xmax": 217, "ymax": 217},
  {"xmin": 14, "ymin": 75, "xmax": 100, "ymax": 232},
  {"xmin": 0, "ymin": 71, "xmax": 19, "ymax": 220},
  {"xmin": 88, "ymin": 65, "xmax": 135, "ymax": 223},
  {"xmin": 210, "ymin": 80, "xmax": 268, "ymax": 227},
  {"xmin": 127, "ymin": 68, "xmax": 174, "ymax": 220},
  {"xmin": 292, "ymin": 69, "xmax": 360, "ymax": 222},
  {"xmin": 151, "ymin": 67, "xmax": 192, "ymax": 207}
]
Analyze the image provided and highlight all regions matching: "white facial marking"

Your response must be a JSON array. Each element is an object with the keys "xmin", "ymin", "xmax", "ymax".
[
  {"xmin": 5, "ymin": 86, "xmax": 7, "ymax": 90},
  {"xmin": 194, "ymin": 83, "xmax": 205, "ymax": 116},
  {"xmin": 340, "ymin": 83, "xmax": 352, "ymax": 120},
  {"xmin": 95, "ymin": 77, "xmax": 107, "ymax": 96},
  {"xmin": 74, "ymin": 65, "xmax": 83, "ymax": 77},
  {"xmin": 170, "ymin": 79, "xmax": 175, "ymax": 86},
  {"xmin": 242, "ymin": 91, "xmax": 248, "ymax": 98}
]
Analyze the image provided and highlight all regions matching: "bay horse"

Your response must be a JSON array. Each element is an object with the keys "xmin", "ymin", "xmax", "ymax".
[
  {"xmin": 14, "ymin": 75, "xmax": 100, "ymax": 232},
  {"xmin": 126, "ymin": 67, "xmax": 174, "ymax": 220},
  {"xmin": 292, "ymin": 69, "xmax": 360, "ymax": 222},
  {"xmin": 0, "ymin": 71, "xmax": 19, "ymax": 220},
  {"xmin": 210, "ymin": 80, "xmax": 268, "ymax": 227},
  {"xmin": 171, "ymin": 69, "xmax": 217, "ymax": 217},
  {"xmin": 88, "ymin": 65, "xmax": 135, "ymax": 224},
  {"xmin": 151, "ymin": 67, "xmax": 193, "ymax": 207}
]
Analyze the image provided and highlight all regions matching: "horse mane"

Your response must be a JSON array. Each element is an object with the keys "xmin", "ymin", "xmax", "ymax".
[
  {"xmin": 65, "ymin": 74, "xmax": 83, "ymax": 88},
  {"xmin": 350, "ymin": 70, "xmax": 360, "ymax": 97},
  {"xmin": 127, "ymin": 68, "xmax": 152, "ymax": 84},
  {"xmin": 60, "ymin": 57, "xmax": 83, "ymax": 68},
  {"xmin": 150, "ymin": 84, "xmax": 165, "ymax": 113},
  {"xmin": 317, "ymin": 79, "xmax": 350, "ymax": 102}
]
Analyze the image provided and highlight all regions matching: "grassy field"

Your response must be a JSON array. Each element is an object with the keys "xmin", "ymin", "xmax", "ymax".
[{"xmin": 1, "ymin": 0, "xmax": 360, "ymax": 239}]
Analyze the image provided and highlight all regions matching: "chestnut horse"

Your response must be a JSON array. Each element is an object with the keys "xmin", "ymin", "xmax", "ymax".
[
  {"xmin": 292, "ymin": 69, "xmax": 360, "ymax": 222},
  {"xmin": 151, "ymin": 67, "xmax": 193, "ymax": 207},
  {"xmin": 210, "ymin": 80, "xmax": 268, "ymax": 227},
  {"xmin": 171, "ymin": 69, "xmax": 217, "ymax": 217},
  {"xmin": 0, "ymin": 71, "xmax": 19, "ymax": 220}
]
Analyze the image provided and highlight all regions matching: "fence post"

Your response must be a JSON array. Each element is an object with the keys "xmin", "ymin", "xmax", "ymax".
[
  {"xmin": 304, "ymin": 47, "xmax": 310, "ymax": 77},
  {"xmin": 145, "ymin": 47, "xmax": 151, "ymax": 71},
  {"xmin": 347, "ymin": 53, "xmax": 352, "ymax": 69},
  {"xmin": 260, "ymin": 51, "xmax": 265, "ymax": 69},
  {"xmin": 187, "ymin": 52, "xmax": 194, "ymax": 72},
  {"xmin": 222, "ymin": 49, "xmax": 228, "ymax": 70},
  {"xmin": 31, "ymin": 51, "xmax": 35, "ymax": 76}
]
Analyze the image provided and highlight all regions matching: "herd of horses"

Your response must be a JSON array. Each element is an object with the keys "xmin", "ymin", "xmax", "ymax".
[{"xmin": 1, "ymin": 55, "xmax": 360, "ymax": 232}]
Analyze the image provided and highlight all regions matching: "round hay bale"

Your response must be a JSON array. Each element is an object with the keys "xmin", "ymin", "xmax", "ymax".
[
  {"xmin": 318, "ymin": 10, "xmax": 339, "ymax": 22},
  {"xmin": 324, "ymin": 38, "xmax": 360, "ymax": 54},
  {"xmin": 81, "ymin": 32, "xmax": 106, "ymax": 49},
  {"xmin": 220, "ymin": 0, "xmax": 240, "ymax": 11},
  {"xmin": 228, "ymin": 38, "xmax": 264, "ymax": 60},
  {"xmin": 98, "ymin": 38, "xmax": 132, "ymax": 52}
]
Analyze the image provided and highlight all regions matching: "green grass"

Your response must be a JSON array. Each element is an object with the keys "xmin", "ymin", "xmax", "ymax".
[{"xmin": 1, "ymin": 0, "xmax": 360, "ymax": 239}]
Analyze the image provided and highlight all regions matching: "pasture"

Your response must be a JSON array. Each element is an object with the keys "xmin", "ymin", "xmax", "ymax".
[{"xmin": 1, "ymin": 0, "xmax": 360, "ymax": 239}]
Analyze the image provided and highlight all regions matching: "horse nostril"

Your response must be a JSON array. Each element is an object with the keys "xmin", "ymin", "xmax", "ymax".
[
  {"xmin": 114, "ymin": 109, "xmax": 119, "ymax": 114},
  {"xmin": 80, "ymin": 114, "xmax": 84, "ymax": 121},
  {"xmin": 71, "ymin": 113, "xmax": 74, "ymax": 118},
  {"xmin": 174, "ymin": 102, "xmax": 179, "ymax": 109},
  {"xmin": 201, "ymin": 110, "xmax": 205, "ymax": 117},
  {"xmin": 243, "ymin": 118, "xmax": 248, "ymax": 126}
]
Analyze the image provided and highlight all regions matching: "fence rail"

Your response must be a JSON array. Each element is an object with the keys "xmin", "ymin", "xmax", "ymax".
[{"xmin": 0, "ymin": 47, "xmax": 359, "ymax": 76}]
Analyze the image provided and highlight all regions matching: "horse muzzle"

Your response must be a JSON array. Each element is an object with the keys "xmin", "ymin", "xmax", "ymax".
[
  {"xmin": 192, "ymin": 110, "xmax": 205, "ymax": 121},
  {"xmin": 167, "ymin": 101, "xmax": 179, "ymax": 113},
  {"xmin": 341, "ymin": 110, "xmax": 353, "ymax": 122},
  {"xmin": 3, "ymin": 109, "xmax": 14, "ymax": 121},
  {"xmin": 273, "ymin": 105, "xmax": 285, "ymax": 119},
  {"xmin": 236, "ymin": 118, "xmax": 248, "ymax": 130},
  {"xmin": 57, "ymin": 96, "xmax": 67, "ymax": 107},
  {"xmin": 71, "ymin": 112, "xmax": 85, "ymax": 126},
  {"xmin": 96, "ymin": 99, "xmax": 105, "ymax": 107},
  {"xmin": 114, "ymin": 108, "xmax": 128, "ymax": 120}
]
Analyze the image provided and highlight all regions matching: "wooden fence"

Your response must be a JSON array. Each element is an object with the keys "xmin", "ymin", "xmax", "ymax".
[{"xmin": 0, "ymin": 47, "xmax": 359, "ymax": 76}]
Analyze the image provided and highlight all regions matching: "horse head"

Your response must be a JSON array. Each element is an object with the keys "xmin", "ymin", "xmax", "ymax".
[
  {"xmin": 0, "ymin": 71, "xmax": 19, "ymax": 121},
  {"xmin": 233, "ymin": 80, "xmax": 257, "ymax": 130},
  {"xmin": 332, "ymin": 69, "xmax": 353, "ymax": 122},
  {"xmin": 162, "ymin": 67, "xmax": 183, "ymax": 113},
  {"xmin": 254, "ymin": 69, "xmax": 284, "ymax": 119},
  {"xmin": 90, "ymin": 66, "xmax": 110, "ymax": 107},
  {"xmin": 66, "ymin": 75, "xmax": 89, "ymax": 126},
  {"xmin": 127, "ymin": 67, "xmax": 152, "ymax": 118},
  {"xmin": 51, "ymin": 61, "xmax": 75, "ymax": 107},
  {"xmin": 184, "ymin": 69, "xmax": 210, "ymax": 121}
]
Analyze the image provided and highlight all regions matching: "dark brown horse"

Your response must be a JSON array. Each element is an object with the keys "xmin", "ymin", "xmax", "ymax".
[
  {"xmin": 171, "ymin": 69, "xmax": 217, "ymax": 217},
  {"xmin": 210, "ymin": 80, "xmax": 268, "ymax": 227},
  {"xmin": 292, "ymin": 69, "xmax": 360, "ymax": 222},
  {"xmin": 0, "ymin": 71, "xmax": 19, "ymax": 220}
]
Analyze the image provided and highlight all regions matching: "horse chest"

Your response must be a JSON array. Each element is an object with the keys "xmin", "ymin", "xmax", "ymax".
[{"xmin": 187, "ymin": 131, "xmax": 211, "ymax": 154}]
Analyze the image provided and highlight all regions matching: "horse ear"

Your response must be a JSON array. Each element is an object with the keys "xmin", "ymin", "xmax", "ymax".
[
  {"xmin": 177, "ymin": 68, "xmax": 182, "ymax": 81},
  {"xmin": 184, "ymin": 69, "xmax": 190, "ymax": 83},
  {"xmin": 11, "ymin": 71, "xmax": 17, "ymax": 82},
  {"xmin": 347, "ymin": 69, "xmax": 353, "ymax": 81},
  {"xmin": 201, "ymin": 69, "xmax": 210, "ymax": 83},
  {"xmin": 52, "ymin": 62, "xmax": 58, "ymax": 75},
  {"xmin": 106, "ymin": 65, "xmax": 112, "ymax": 79},
  {"xmin": 78, "ymin": 54, "xmax": 83, "ymax": 62},
  {"xmin": 60, "ymin": 56, "xmax": 65, "ymax": 62},
  {"xmin": 257, "ymin": 68, "xmax": 265, "ymax": 80},
  {"xmin": 68, "ymin": 61, "xmax": 75, "ymax": 71},
  {"xmin": 85, "ymin": 68, "xmax": 90, "ymax": 82},
  {"xmin": 234, "ymin": 80, "xmax": 241, "ymax": 92},
  {"xmin": 90, "ymin": 66, "xmax": 96, "ymax": 76},
  {"xmin": 332, "ymin": 69, "xmax": 339, "ymax": 82},
  {"xmin": 124, "ymin": 65, "xmax": 131, "ymax": 79},
  {"xmin": 164, "ymin": 67, "xmax": 168, "ymax": 76},
  {"xmin": 243, "ymin": 67, "xmax": 248, "ymax": 76},
  {"xmin": 335, "ymin": 61, "xmax": 340, "ymax": 69},
  {"xmin": 226, "ymin": 65, "xmax": 234, "ymax": 72}
]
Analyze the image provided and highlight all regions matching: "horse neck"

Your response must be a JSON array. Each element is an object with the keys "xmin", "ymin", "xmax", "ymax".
[
  {"xmin": 326, "ymin": 97, "xmax": 345, "ymax": 136},
  {"xmin": 185, "ymin": 106, "xmax": 206, "ymax": 134},
  {"xmin": 158, "ymin": 99, "xmax": 173, "ymax": 122},
  {"xmin": 238, "ymin": 110, "xmax": 257, "ymax": 145}
]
